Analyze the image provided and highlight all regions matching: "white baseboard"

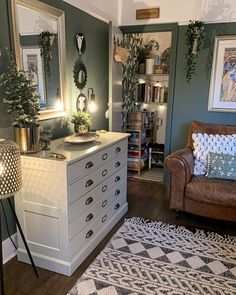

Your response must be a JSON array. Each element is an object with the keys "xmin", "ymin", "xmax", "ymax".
[{"xmin": 2, "ymin": 233, "xmax": 17, "ymax": 264}]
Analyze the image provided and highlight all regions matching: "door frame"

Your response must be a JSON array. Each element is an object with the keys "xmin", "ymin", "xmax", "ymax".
[{"xmin": 119, "ymin": 23, "xmax": 178, "ymax": 156}]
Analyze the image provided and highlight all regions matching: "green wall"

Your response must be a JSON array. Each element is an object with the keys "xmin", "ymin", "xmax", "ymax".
[
  {"xmin": 0, "ymin": 0, "xmax": 109, "ymax": 241},
  {"xmin": 171, "ymin": 22, "xmax": 236, "ymax": 152}
]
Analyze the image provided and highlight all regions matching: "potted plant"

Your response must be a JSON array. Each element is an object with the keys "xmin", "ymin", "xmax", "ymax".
[
  {"xmin": 0, "ymin": 53, "xmax": 41, "ymax": 153},
  {"xmin": 137, "ymin": 46, "xmax": 150, "ymax": 74},
  {"xmin": 185, "ymin": 20, "xmax": 205, "ymax": 83},
  {"xmin": 71, "ymin": 111, "xmax": 92, "ymax": 134},
  {"xmin": 137, "ymin": 40, "xmax": 159, "ymax": 74}
]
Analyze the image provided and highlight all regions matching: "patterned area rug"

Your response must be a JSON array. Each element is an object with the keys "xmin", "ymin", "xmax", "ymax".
[
  {"xmin": 128, "ymin": 167, "xmax": 163, "ymax": 183},
  {"xmin": 68, "ymin": 218, "xmax": 236, "ymax": 295}
]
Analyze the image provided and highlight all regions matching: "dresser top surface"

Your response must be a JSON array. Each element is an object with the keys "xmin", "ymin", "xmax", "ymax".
[{"xmin": 22, "ymin": 132, "xmax": 129, "ymax": 164}]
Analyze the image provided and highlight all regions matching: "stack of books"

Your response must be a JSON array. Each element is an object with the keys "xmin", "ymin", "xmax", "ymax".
[{"xmin": 136, "ymin": 83, "xmax": 167, "ymax": 103}]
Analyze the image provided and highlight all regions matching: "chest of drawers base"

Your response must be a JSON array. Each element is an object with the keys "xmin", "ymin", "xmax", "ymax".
[
  {"xmin": 17, "ymin": 202, "xmax": 127, "ymax": 276},
  {"xmin": 15, "ymin": 133, "xmax": 129, "ymax": 276}
]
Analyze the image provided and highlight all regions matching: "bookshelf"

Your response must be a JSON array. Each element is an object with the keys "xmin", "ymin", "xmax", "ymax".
[
  {"xmin": 124, "ymin": 112, "xmax": 154, "ymax": 176},
  {"xmin": 136, "ymin": 74, "xmax": 169, "ymax": 104}
]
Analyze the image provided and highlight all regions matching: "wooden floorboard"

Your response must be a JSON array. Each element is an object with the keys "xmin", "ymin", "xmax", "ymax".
[{"xmin": 4, "ymin": 178, "xmax": 236, "ymax": 295}]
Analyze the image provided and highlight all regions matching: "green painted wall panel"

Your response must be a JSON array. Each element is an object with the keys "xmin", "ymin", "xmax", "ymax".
[
  {"xmin": 0, "ymin": 0, "xmax": 109, "ymax": 241},
  {"xmin": 171, "ymin": 23, "xmax": 236, "ymax": 152}
]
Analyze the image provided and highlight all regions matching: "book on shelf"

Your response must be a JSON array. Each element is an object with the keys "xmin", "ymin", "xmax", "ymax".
[{"xmin": 136, "ymin": 83, "xmax": 167, "ymax": 103}]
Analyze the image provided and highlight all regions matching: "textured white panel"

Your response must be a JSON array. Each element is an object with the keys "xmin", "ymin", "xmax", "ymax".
[{"xmin": 24, "ymin": 211, "xmax": 60, "ymax": 249}]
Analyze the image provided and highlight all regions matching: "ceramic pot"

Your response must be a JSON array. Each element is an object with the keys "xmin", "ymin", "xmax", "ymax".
[
  {"xmin": 74, "ymin": 124, "xmax": 88, "ymax": 135},
  {"xmin": 14, "ymin": 125, "xmax": 41, "ymax": 154},
  {"xmin": 145, "ymin": 58, "xmax": 155, "ymax": 74}
]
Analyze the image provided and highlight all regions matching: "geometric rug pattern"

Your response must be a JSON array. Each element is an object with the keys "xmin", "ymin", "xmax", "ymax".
[
  {"xmin": 129, "ymin": 167, "xmax": 163, "ymax": 183},
  {"xmin": 67, "ymin": 217, "xmax": 236, "ymax": 295}
]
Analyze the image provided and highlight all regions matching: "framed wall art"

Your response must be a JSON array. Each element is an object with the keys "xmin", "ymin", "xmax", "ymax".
[
  {"xmin": 208, "ymin": 35, "xmax": 236, "ymax": 112},
  {"xmin": 22, "ymin": 47, "xmax": 46, "ymax": 107}
]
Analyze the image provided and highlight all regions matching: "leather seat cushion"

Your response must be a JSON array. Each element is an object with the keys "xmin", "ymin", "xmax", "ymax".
[{"xmin": 185, "ymin": 175, "xmax": 236, "ymax": 207}]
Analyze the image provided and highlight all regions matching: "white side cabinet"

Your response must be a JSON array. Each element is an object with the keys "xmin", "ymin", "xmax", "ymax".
[{"xmin": 15, "ymin": 132, "xmax": 129, "ymax": 276}]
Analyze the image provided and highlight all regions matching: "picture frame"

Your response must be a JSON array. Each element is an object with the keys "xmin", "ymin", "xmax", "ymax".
[
  {"xmin": 22, "ymin": 47, "xmax": 46, "ymax": 107},
  {"xmin": 208, "ymin": 35, "xmax": 236, "ymax": 112}
]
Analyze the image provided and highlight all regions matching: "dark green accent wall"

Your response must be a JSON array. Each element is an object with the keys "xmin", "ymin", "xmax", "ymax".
[
  {"xmin": 171, "ymin": 22, "xmax": 236, "ymax": 152},
  {"xmin": 0, "ymin": 0, "xmax": 109, "ymax": 241}
]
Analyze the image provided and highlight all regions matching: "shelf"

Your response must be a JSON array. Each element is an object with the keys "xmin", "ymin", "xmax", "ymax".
[
  {"xmin": 136, "ymin": 101, "xmax": 167, "ymax": 105},
  {"xmin": 126, "ymin": 128, "xmax": 144, "ymax": 132},
  {"xmin": 136, "ymin": 74, "xmax": 169, "ymax": 77},
  {"xmin": 152, "ymin": 151, "xmax": 164, "ymax": 155},
  {"xmin": 125, "ymin": 113, "xmax": 154, "ymax": 176},
  {"xmin": 128, "ymin": 140, "xmax": 147, "ymax": 145}
]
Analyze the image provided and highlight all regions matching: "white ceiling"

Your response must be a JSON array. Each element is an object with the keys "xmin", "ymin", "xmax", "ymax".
[{"xmin": 63, "ymin": 0, "xmax": 236, "ymax": 26}]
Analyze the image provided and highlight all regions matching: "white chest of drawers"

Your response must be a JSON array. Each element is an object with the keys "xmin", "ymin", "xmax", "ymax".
[{"xmin": 15, "ymin": 132, "xmax": 129, "ymax": 276}]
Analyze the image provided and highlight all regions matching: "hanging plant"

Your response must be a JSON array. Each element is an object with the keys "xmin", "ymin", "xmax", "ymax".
[
  {"xmin": 185, "ymin": 20, "xmax": 205, "ymax": 83},
  {"xmin": 121, "ymin": 33, "xmax": 142, "ymax": 126},
  {"xmin": 38, "ymin": 30, "xmax": 55, "ymax": 78}
]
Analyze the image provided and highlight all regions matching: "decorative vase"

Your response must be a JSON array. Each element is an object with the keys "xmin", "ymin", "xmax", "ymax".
[
  {"xmin": 138, "ymin": 63, "xmax": 145, "ymax": 74},
  {"xmin": 74, "ymin": 124, "xmax": 88, "ymax": 135},
  {"xmin": 13, "ymin": 125, "xmax": 41, "ymax": 154}
]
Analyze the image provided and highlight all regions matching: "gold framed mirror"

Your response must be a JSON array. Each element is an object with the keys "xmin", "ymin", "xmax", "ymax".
[{"xmin": 10, "ymin": 0, "xmax": 68, "ymax": 120}]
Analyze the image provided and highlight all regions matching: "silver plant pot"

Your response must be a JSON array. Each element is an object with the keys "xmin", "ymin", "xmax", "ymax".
[{"xmin": 14, "ymin": 126, "xmax": 41, "ymax": 154}]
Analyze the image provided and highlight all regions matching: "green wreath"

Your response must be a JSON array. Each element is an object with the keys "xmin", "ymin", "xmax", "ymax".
[{"xmin": 73, "ymin": 60, "xmax": 87, "ymax": 90}]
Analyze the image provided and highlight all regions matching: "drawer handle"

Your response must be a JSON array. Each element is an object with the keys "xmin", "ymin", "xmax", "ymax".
[
  {"xmin": 102, "ymin": 185, "xmax": 107, "ymax": 192},
  {"xmin": 85, "ymin": 161, "xmax": 93, "ymax": 169},
  {"xmin": 86, "ymin": 179, "xmax": 93, "ymax": 187},
  {"xmin": 86, "ymin": 213, "xmax": 93, "ymax": 222},
  {"xmin": 115, "ymin": 147, "xmax": 121, "ymax": 153},
  {"xmin": 102, "ymin": 153, "xmax": 108, "ymax": 160},
  {"xmin": 115, "ymin": 176, "xmax": 120, "ymax": 182},
  {"xmin": 115, "ymin": 162, "xmax": 121, "ymax": 168},
  {"xmin": 102, "ymin": 215, "xmax": 107, "ymax": 223},
  {"xmin": 85, "ymin": 197, "xmax": 94, "ymax": 205},
  {"xmin": 86, "ymin": 230, "xmax": 93, "ymax": 239},
  {"xmin": 102, "ymin": 169, "xmax": 107, "ymax": 177},
  {"xmin": 115, "ymin": 189, "xmax": 120, "ymax": 196},
  {"xmin": 102, "ymin": 200, "xmax": 107, "ymax": 208},
  {"xmin": 114, "ymin": 203, "xmax": 120, "ymax": 210}
]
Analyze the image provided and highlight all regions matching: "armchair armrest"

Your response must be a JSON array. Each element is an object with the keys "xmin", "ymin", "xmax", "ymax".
[{"xmin": 164, "ymin": 147, "xmax": 194, "ymax": 210}]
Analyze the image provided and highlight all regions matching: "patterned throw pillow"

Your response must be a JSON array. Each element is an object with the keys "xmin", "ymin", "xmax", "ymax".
[
  {"xmin": 192, "ymin": 133, "xmax": 236, "ymax": 175},
  {"xmin": 206, "ymin": 152, "xmax": 236, "ymax": 180}
]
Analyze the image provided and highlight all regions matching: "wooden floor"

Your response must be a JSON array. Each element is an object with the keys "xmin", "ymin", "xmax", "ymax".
[{"xmin": 4, "ymin": 178, "xmax": 236, "ymax": 295}]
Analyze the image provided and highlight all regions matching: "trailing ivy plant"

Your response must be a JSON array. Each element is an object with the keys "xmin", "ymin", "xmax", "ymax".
[
  {"xmin": 0, "ymin": 52, "xmax": 40, "ymax": 127},
  {"xmin": 121, "ymin": 33, "xmax": 142, "ymax": 126},
  {"xmin": 185, "ymin": 20, "xmax": 205, "ymax": 83},
  {"xmin": 39, "ymin": 30, "xmax": 54, "ymax": 78}
]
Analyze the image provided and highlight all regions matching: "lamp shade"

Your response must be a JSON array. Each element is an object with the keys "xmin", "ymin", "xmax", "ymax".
[{"xmin": 0, "ymin": 139, "xmax": 22, "ymax": 199}]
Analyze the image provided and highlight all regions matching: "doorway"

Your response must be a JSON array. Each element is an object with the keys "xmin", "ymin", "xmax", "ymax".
[{"xmin": 119, "ymin": 24, "xmax": 178, "ymax": 182}]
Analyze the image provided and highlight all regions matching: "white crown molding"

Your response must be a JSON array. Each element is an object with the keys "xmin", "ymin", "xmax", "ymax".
[{"xmin": 179, "ymin": 18, "xmax": 236, "ymax": 26}]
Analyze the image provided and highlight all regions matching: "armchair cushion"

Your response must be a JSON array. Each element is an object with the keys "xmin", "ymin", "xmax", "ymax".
[
  {"xmin": 192, "ymin": 133, "xmax": 236, "ymax": 175},
  {"xmin": 186, "ymin": 175, "xmax": 236, "ymax": 207}
]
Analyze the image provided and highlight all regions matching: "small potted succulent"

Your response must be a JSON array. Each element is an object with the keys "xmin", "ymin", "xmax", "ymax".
[
  {"xmin": 0, "ymin": 53, "xmax": 41, "ymax": 153},
  {"xmin": 71, "ymin": 111, "xmax": 92, "ymax": 134}
]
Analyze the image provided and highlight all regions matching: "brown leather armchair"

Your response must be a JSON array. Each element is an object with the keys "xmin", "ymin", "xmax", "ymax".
[{"xmin": 165, "ymin": 121, "xmax": 236, "ymax": 222}]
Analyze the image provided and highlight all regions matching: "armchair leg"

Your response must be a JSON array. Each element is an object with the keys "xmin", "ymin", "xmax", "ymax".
[{"xmin": 174, "ymin": 209, "xmax": 181, "ymax": 219}]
